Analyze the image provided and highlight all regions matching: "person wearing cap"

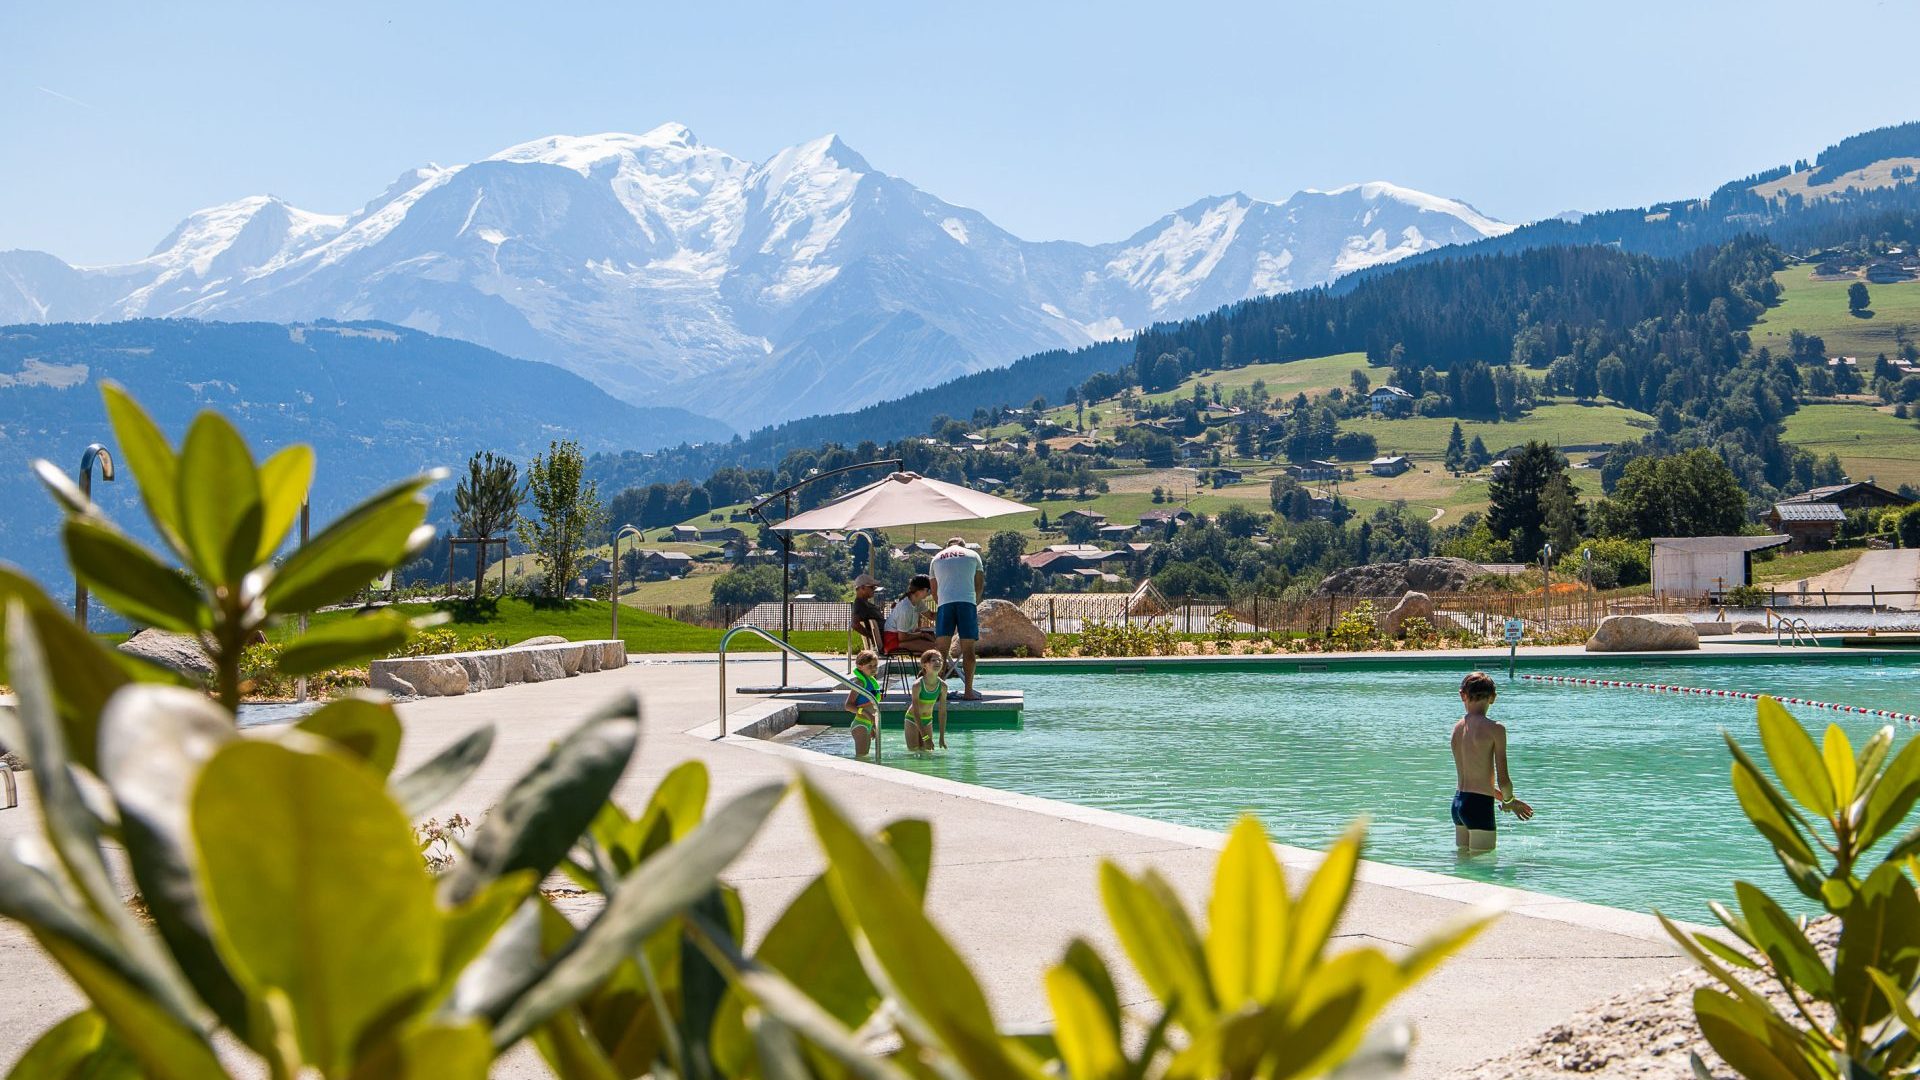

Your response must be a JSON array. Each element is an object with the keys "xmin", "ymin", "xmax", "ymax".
[
  {"xmin": 930, "ymin": 536, "xmax": 986, "ymax": 700},
  {"xmin": 850, "ymin": 573, "xmax": 886, "ymax": 654}
]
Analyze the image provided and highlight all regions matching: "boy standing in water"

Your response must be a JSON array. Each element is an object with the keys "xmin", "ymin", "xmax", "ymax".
[{"xmin": 1450, "ymin": 671, "xmax": 1534, "ymax": 852}]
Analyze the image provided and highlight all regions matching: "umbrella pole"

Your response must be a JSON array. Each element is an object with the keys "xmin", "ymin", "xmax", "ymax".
[{"xmin": 781, "ymin": 491, "xmax": 793, "ymax": 688}]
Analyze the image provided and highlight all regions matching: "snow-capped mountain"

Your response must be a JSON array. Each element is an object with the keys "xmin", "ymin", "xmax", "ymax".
[{"xmin": 0, "ymin": 124, "xmax": 1511, "ymax": 428}]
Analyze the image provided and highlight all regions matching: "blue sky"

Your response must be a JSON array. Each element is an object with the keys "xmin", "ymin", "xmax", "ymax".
[{"xmin": 6, "ymin": 0, "xmax": 1918, "ymax": 264}]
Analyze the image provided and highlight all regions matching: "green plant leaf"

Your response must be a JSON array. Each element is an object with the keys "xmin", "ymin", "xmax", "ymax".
[
  {"xmin": 799, "ymin": 778, "xmax": 1045, "ymax": 1079},
  {"xmin": 38, "ymin": 938, "xmax": 230, "ymax": 1080},
  {"xmin": 62, "ymin": 517, "xmax": 205, "ymax": 633},
  {"xmin": 392, "ymin": 725, "xmax": 495, "ymax": 820},
  {"xmin": 96, "ymin": 685, "xmax": 251, "ymax": 1038},
  {"xmin": 1865, "ymin": 968, "xmax": 1920, "ymax": 1037},
  {"xmin": 277, "ymin": 612, "xmax": 413, "ymax": 677},
  {"xmin": 346, "ymin": 1021, "xmax": 493, "ymax": 1080},
  {"xmin": 440, "ymin": 696, "xmax": 639, "ymax": 908},
  {"xmin": 1696, "ymin": 933, "xmax": 1763, "ymax": 971},
  {"xmin": 1046, "ymin": 963, "xmax": 1126, "ymax": 1080},
  {"xmin": 531, "ymin": 1009, "xmax": 623, "ymax": 1080},
  {"xmin": 1756, "ymin": 698, "xmax": 1835, "ymax": 818},
  {"xmin": 7, "ymin": 1009, "xmax": 138, "ymax": 1079},
  {"xmin": 1730, "ymin": 756, "xmax": 1821, "ymax": 884},
  {"xmin": 1207, "ymin": 815, "xmax": 1286, "ymax": 1009},
  {"xmin": 254, "ymin": 444, "xmax": 314, "ymax": 564},
  {"xmin": 606, "ymin": 758, "xmax": 709, "ymax": 871},
  {"xmin": 878, "ymin": 818, "xmax": 934, "ymax": 901},
  {"xmin": 99, "ymin": 382, "xmax": 185, "ymax": 549},
  {"xmin": 1862, "ymin": 735, "xmax": 1920, "ymax": 855},
  {"xmin": 1060, "ymin": 938, "xmax": 1121, "ymax": 1043},
  {"xmin": 1690, "ymin": 987, "xmax": 1820, "ymax": 1080},
  {"xmin": 1821, "ymin": 725, "xmax": 1858, "ymax": 810},
  {"xmin": 292, "ymin": 695, "xmax": 403, "ymax": 775},
  {"xmin": 175, "ymin": 411, "xmax": 263, "ymax": 586},
  {"xmin": 486, "ymin": 782, "xmax": 787, "ymax": 1047},
  {"xmin": 1100, "ymin": 862, "xmax": 1216, "ymax": 1032},
  {"xmin": 727, "ymin": 966, "xmax": 913, "ymax": 1080},
  {"xmin": 192, "ymin": 739, "xmax": 441, "ymax": 1076},
  {"xmin": 1732, "ymin": 882, "xmax": 1832, "ymax": 997},
  {"xmin": 1833, "ymin": 860, "xmax": 1920, "ymax": 1033},
  {"xmin": 1658, "ymin": 911, "xmax": 1784, "ymax": 1017},
  {"xmin": 1284, "ymin": 820, "xmax": 1365, "ymax": 985},
  {"xmin": 263, "ymin": 472, "xmax": 440, "ymax": 615}
]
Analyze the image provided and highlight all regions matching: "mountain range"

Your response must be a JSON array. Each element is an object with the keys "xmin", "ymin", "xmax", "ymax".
[{"xmin": 0, "ymin": 123, "xmax": 1511, "ymax": 428}]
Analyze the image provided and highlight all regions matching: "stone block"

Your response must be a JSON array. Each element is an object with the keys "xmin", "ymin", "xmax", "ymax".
[{"xmin": 1585, "ymin": 614, "xmax": 1701, "ymax": 653}]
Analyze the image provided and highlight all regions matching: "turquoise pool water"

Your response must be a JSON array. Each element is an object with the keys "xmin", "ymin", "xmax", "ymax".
[{"xmin": 820, "ymin": 657, "xmax": 1919, "ymax": 917}]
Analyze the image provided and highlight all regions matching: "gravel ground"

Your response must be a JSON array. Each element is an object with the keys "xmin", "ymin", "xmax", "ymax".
[{"xmin": 1448, "ymin": 919, "xmax": 1836, "ymax": 1079}]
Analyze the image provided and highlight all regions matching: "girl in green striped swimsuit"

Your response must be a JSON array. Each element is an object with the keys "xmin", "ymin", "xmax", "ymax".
[{"xmin": 905, "ymin": 649, "xmax": 948, "ymax": 752}]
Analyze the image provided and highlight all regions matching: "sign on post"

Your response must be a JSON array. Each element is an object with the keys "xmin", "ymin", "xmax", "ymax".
[{"xmin": 1504, "ymin": 618, "xmax": 1525, "ymax": 679}]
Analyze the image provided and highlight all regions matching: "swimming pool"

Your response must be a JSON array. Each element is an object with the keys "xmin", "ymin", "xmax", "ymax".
[{"xmin": 810, "ymin": 655, "xmax": 1919, "ymax": 918}]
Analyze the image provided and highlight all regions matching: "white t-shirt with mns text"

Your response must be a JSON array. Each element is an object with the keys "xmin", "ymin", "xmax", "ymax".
[{"xmin": 930, "ymin": 546, "xmax": 982, "ymax": 606}]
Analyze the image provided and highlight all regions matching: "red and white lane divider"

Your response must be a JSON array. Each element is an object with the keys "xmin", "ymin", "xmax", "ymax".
[{"xmin": 1518, "ymin": 673, "xmax": 1919, "ymax": 725}]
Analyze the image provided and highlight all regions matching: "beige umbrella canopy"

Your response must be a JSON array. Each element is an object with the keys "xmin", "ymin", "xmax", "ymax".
[{"xmin": 772, "ymin": 472, "xmax": 1036, "ymax": 532}]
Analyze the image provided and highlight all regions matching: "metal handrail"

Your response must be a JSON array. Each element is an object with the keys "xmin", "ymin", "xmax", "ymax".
[
  {"xmin": 718, "ymin": 624, "xmax": 882, "ymax": 760},
  {"xmin": 1776, "ymin": 617, "xmax": 1816, "ymax": 648}
]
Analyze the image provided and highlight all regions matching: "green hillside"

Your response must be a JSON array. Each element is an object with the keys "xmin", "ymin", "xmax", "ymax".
[
  {"xmin": 1750, "ymin": 266, "xmax": 1920, "ymax": 358},
  {"xmin": 1781, "ymin": 404, "xmax": 1920, "ymax": 488},
  {"xmin": 1142, "ymin": 353, "xmax": 1371, "ymax": 406}
]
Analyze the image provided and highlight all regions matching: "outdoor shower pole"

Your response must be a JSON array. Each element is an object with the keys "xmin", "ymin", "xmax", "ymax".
[
  {"xmin": 74, "ymin": 444, "xmax": 115, "ymax": 631},
  {"xmin": 611, "ymin": 524, "xmax": 641, "ymax": 641},
  {"xmin": 295, "ymin": 499, "xmax": 310, "ymax": 703}
]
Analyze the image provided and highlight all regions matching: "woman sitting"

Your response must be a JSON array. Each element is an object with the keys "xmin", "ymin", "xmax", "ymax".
[{"xmin": 882, "ymin": 574, "xmax": 940, "ymax": 655}]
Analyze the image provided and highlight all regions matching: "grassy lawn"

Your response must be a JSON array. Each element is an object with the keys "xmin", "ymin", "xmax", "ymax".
[
  {"xmin": 1750, "ymin": 547, "xmax": 1866, "ymax": 585},
  {"xmin": 1139, "ymin": 352, "xmax": 1372, "ymax": 407},
  {"xmin": 283, "ymin": 598, "xmax": 844, "ymax": 655},
  {"xmin": 1353, "ymin": 400, "xmax": 1653, "ymax": 458},
  {"xmin": 1781, "ymin": 403, "xmax": 1920, "ymax": 488},
  {"xmin": 618, "ymin": 572, "xmax": 719, "ymax": 606},
  {"xmin": 1750, "ymin": 267, "xmax": 1920, "ymax": 360}
]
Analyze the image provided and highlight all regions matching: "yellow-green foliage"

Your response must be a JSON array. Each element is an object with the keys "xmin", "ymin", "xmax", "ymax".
[{"xmin": 1662, "ymin": 698, "xmax": 1920, "ymax": 1079}]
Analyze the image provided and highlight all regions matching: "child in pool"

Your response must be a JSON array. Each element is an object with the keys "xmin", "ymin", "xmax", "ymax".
[
  {"xmin": 1449, "ymin": 671, "xmax": 1535, "ymax": 852},
  {"xmin": 903, "ymin": 649, "xmax": 948, "ymax": 752},
  {"xmin": 846, "ymin": 650, "xmax": 882, "ymax": 758}
]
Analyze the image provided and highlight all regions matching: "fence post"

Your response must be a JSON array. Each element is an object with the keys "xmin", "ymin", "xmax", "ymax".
[
  {"xmin": 1049, "ymin": 598, "xmax": 1056, "ymax": 634},
  {"xmin": 1252, "ymin": 594, "xmax": 1260, "ymax": 633},
  {"xmin": 1871, "ymin": 585, "xmax": 1878, "ymax": 610}
]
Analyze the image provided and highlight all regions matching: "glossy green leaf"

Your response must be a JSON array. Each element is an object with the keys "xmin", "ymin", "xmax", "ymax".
[
  {"xmin": 1207, "ymin": 815, "xmax": 1286, "ymax": 1009},
  {"xmin": 878, "ymin": 818, "xmax": 934, "ymax": 901},
  {"xmin": 176, "ymin": 411, "xmax": 263, "ymax": 586},
  {"xmin": 531, "ymin": 1010, "xmax": 622, "ymax": 1080},
  {"xmin": 62, "ymin": 517, "xmax": 204, "ymax": 633},
  {"xmin": 1865, "ymin": 967, "xmax": 1920, "ymax": 1036},
  {"xmin": 1821, "ymin": 725, "xmax": 1858, "ymax": 810},
  {"xmin": 1690, "ymin": 987, "xmax": 1819, "ymax": 1080},
  {"xmin": 38, "ymin": 939, "xmax": 228, "ymax": 1080},
  {"xmin": 1732, "ymin": 882, "xmax": 1832, "ymax": 997},
  {"xmin": 1060, "ymin": 938, "xmax": 1121, "ymax": 1043},
  {"xmin": 96, "ymin": 685, "xmax": 250, "ymax": 1037},
  {"xmin": 728, "ymin": 966, "xmax": 912, "ymax": 1080},
  {"xmin": 440, "ymin": 696, "xmax": 639, "ymax": 907},
  {"xmin": 487, "ymin": 782, "xmax": 787, "ymax": 1046},
  {"xmin": 392, "ymin": 724, "xmax": 495, "ymax": 820},
  {"xmin": 1266, "ymin": 951, "xmax": 1383, "ymax": 1079},
  {"xmin": 1284, "ymin": 820, "xmax": 1364, "ymax": 985},
  {"xmin": 1046, "ymin": 963, "xmax": 1126, "ymax": 1080},
  {"xmin": 1658, "ymin": 911, "xmax": 1782, "ymax": 1016},
  {"xmin": 606, "ymin": 759, "xmax": 709, "ymax": 871},
  {"xmin": 1862, "ymin": 735, "xmax": 1920, "ymax": 854},
  {"xmin": 1730, "ymin": 757, "xmax": 1820, "ymax": 874},
  {"xmin": 292, "ymin": 695, "xmax": 403, "ymax": 775},
  {"xmin": 7, "ymin": 1010, "xmax": 137, "ymax": 1080},
  {"xmin": 32, "ymin": 459, "xmax": 93, "ymax": 516},
  {"xmin": 254, "ymin": 444, "xmax": 314, "ymax": 564},
  {"xmin": 192, "ymin": 739, "xmax": 440, "ymax": 1076},
  {"xmin": 1696, "ymin": 932, "xmax": 1763, "ymax": 971},
  {"xmin": 1100, "ymin": 862, "xmax": 1215, "ymax": 1031},
  {"xmin": 800, "ymin": 778, "xmax": 1045, "ymax": 1080},
  {"xmin": 346, "ymin": 1021, "xmax": 492, "ymax": 1080},
  {"xmin": 263, "ymin": 473, "xmax": 440, "ymax": 615},
  {"xmin": 100, "ymin": 382, "xmax": 184, "ymax": 549},
  {"xmin": 277, "ymin": 612, "xmax": 412, "ymax": 677},
  {"xmin": 1834, "ymin": 860, "xmax": 1920, "ymax": 1032},
  {"xmin": 1756, "ymin": 697, "xmax": 1835, "ymax": 818},
  {"xmin": 438, "ymin": 871, "xmax": 536, "ymax": 997}
]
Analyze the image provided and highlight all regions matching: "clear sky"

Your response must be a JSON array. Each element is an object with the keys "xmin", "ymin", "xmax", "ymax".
[{"xmin": 6, "ymin": 0, "xmax": 1918, "ymax": 265}]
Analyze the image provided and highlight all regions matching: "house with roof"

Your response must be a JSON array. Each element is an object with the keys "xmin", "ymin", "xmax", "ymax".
[
  {"xmin": 637, "ymin": 550, "xmax": 696, "ymax": 579},
  {"xmin": 670, "ymin": 524, "xmax": 702, "ymax": 542},
  {"xmin": 1098, "ymin": 523, "xmax": 1137, "ymax": 542},
  {"xmin": 1651, "ymin": 535, "xmax": 1791, "ymax": 598},
  {"xmin": 1369, "ymin": 454, "xmax": 1411, "ymax": 477},
  {"xmin": 1369, "ymin": 385, "xmax": 1414, "ymax": 417},
  {"xmin": 1058, "ymin": 508, "xmax": 1108, "ymax": 527},
  {"xmin": 698, "ymin": 525, "xmax": 746, "ymax": 543},
  {"xmin": 1767, "ymin": 502, "xmax": 1848, "ymax": 550},
  {"xmin": 1777, "ymin": 481, "xmax": 1912, "ymax": 513},
  {"xmin": 1286, "ymin": 461, "xmax": 1340, "ymax": 482},
  {"xmin": 1212, "ymin": 468, "xmax": 1245, "ymax": 486},
  {"xmin": 1137, "ymin": 508, "xmax": 1196, "ymax": 533}
]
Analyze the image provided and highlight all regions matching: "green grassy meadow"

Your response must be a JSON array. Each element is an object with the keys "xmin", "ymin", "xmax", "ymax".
[
  {"xmin": 1781, "ymin": 403, "xmax": 1920, "ymax": 488},
  {"xmin": 282, "ymin": 598, "xmax": 845, "ymax": 655},
  {"xmin": 1141, "ymin": 352, "xmax": 1372, "ymax": 406},
  {"xmin": 1750, "ymin": 267, "xmax": 1920, "ymax": 359}
]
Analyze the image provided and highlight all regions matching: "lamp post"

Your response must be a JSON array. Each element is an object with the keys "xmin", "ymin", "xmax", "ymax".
[
  {"xmin": 74, "ymin": 444, "xmax": 115, "ymax": 631},
  {"xmin": 611, "ymin": 524, "xmax": 642, "ymax": 641},
  {"xmin": 1582, "ymin": 546, "xmax": 1594, "ymax": 627},
  {"xmin": 295, "ymin": 498, "xmax": 310, "ymax": 703},
  {"xmin": 1540, "ymin": 541, "xmax": 1554, "ymax": 633}
]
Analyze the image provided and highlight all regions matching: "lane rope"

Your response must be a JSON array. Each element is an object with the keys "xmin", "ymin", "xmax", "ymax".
[{"xmin": 1518, "ymin": 673, "xmax": 1919, "ymax": 726}]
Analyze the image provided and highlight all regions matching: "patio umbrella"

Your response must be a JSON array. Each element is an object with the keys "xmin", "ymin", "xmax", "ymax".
[{"xmin": 772, "ymin": 472, "xmax": 1036, "ymax": 532}]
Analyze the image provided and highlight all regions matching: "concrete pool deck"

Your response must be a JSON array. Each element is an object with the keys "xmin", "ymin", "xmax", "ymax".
[{"xmin": 2, "ymin": 640, "xmax": 1897, "ymax": 1075}]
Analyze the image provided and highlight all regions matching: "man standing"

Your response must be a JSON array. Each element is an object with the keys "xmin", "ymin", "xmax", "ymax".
[
  {"xmin": 850, "ymin": 574, "xmax": 886, "ymax": 654},
  {"xmin": 930, "ymin": 537, "xmax": 985, "ymax": 700}
]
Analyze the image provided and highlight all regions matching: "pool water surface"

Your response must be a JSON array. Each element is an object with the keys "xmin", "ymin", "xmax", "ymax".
[{"xmin": 815, "ymin": 658, "xmax": 1919, "ymax": 918}]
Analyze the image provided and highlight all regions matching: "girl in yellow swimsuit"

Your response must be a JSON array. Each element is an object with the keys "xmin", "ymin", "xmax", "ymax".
[
  {"xmin": 904, "ymin": 649, "xmax": 948, "ymax": 751},
  {"xmin": 846, "ymin": 650, "xmax": 882, "ymax": 758}
]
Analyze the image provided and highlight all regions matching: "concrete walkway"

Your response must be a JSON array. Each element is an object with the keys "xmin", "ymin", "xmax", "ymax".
[
  {"xmin": 0, "ymin": 653, "xmax": 1711, "ymax": 1077},
  {"xmin": 1840, "ymin": 548, "xmax": 1920, "ymax": 609}
]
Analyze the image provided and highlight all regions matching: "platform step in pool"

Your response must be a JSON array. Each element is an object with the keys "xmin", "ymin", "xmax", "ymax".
[{"xmin": 785, "ymin": 689, "xmax": 1023, "ymax": 730}]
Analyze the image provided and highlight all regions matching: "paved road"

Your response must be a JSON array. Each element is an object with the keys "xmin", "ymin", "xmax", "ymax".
[{"xmin": 1842, "ymin": 548, "xmax": 1920, "ymax": 609}]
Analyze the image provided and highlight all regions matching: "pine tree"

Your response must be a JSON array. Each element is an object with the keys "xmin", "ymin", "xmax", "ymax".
[
  {"xmin": 1444, "ymin": 423, "xmax": 1467, "ymax": 473},
  {"xmin": 1466, "ymin": 435, "xmax": 1490, "ymax": 471},
  {"xmin": 1486, "ymin": 441, "xmax": 1565, "ymax": 561},
  {"xmin": 1540, "ymin": 474, "xmax": 1583, "ymax": 557},
  {"xmin": 454, "ymin": 451, "xmax": 524, "ymax": 598}
]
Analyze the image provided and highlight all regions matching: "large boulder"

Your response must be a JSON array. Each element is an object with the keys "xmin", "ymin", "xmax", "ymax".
[
  {"xmin": 370, "ymin": 656, "xmax": 470, "ymax": 697},
  {"xmin": 976, "ymin": 599, "xmax": 1047, "ymax": 657},
  {"xmin": 1315, "ymin": 558, "xmax": 1483, "ymax": 597},
  {"xmin": 1377, "ymin": 592, "xmax": 1436, "ymax": 638},
  {"xmin": 1586, "ymin": 614, "xmax": 1701, "ymax": 653},
  {"xmin": 118, "ymin": 629, "xmax": 215, "ymax": 680},
  {"xmin": 516, "ymin": 634, "xmax": 567, "ymax": 647}
]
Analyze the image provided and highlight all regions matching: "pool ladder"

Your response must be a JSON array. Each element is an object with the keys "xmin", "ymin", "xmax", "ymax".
[
  {"xmin": 717, "ymin": 624, "xmax": 884, "ymax": 759},
  {"xmin": 1775, "ymin": 616, "xmax": 1817, "ymax": 648}
]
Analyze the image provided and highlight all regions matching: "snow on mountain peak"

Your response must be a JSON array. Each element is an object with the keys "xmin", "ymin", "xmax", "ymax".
[{"xmin": 1303, "ymin": 180, "xmax": 1512, "ymax": 238}]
